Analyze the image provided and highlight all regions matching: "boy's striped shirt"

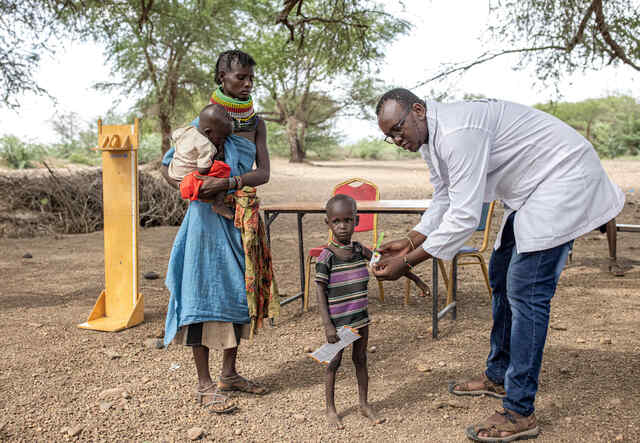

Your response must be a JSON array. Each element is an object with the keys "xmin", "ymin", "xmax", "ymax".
[{"xmin": 315, "ymin": 243, "xmax": 370, "ymax": 329}]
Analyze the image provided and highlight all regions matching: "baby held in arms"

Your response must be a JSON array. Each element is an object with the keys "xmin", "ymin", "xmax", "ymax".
[{"xmin": 168, "ymin": 103, "xmax": 235, "ymax": 219}]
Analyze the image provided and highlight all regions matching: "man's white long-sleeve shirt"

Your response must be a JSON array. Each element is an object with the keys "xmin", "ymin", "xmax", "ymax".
[{"xmin": 414, "ymin": 99, "xmax": 625, "ymax": 260}]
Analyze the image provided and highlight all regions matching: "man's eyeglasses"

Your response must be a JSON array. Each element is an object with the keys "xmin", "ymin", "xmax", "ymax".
[{"xmin": 383, "ymin": 107, "xmax": 411, "ymax": 144}]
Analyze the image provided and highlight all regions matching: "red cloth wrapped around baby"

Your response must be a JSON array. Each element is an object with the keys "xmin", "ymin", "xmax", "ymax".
[{"xmin": 179, "ymin": 160, "xmax": 231, "ymax": 201}]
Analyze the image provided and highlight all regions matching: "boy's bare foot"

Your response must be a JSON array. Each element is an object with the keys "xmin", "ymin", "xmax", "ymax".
[
  {"xmin": 211, "ymin": 204, "xmax": 234, "ymax": 220},
  {"xmin": 326, "ymin": 410, "xmax": 344, "ymax": 429},
  {"xmin": 360, "ymin": 404, "xmax": 385, "ymax": 424}
]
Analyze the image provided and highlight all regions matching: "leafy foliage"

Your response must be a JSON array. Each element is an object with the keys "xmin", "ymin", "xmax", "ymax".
[
  {"xmin": 265, "ymin": 121, "xmax": 342, "ymax": 160},
  {"xmin": 535, "ymin": 95, "xmax": 640, "ymax": 157},
  {"xmin": 491, "ymin": 0, "xmax": 638, "ymax": 79},
  {"xmin": 137, "ymin": 132, "xmax": 162, "ymax": 165},
  {"xmin": 1, "ymin": 111, "xmax": 161, "ymax": 167},
  {"xmin": 47, "ymin": 111, "xmax": 100, "ymax": 165},
  {"xmin": 0, "ymin": 1, "xmax": 79, "ymax": 108},
  {"xmin": 0, "ymin": 135, "xmax": 44, "ymax": 169},
  {"xmin": 76, "ymin": 0, "xmax": 238, "ymax": 153},
  {"xmin": 247, "ymin": 0, "xmax": 410, "ymax": 162}
]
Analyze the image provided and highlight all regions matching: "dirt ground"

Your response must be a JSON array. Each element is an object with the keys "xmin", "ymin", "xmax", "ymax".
[{"xmin": 1, "ymin": 158, "xmax": 639, "ymax": 442}]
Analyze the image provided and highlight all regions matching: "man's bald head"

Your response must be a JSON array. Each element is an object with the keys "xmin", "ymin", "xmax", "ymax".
[{"xmin": 199, "ymin": 103, "xmax": 233, "ymax": 148}]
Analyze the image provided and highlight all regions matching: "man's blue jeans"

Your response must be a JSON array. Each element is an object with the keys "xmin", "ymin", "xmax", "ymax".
[{"xmin": 485, "ymin": 211, "xmax": 572, "ymax": 417}]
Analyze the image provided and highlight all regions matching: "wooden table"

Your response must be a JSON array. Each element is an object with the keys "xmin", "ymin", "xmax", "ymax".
[{"xmin": 262, "ymin": 199, "xmax": 457, "ymax": 338}]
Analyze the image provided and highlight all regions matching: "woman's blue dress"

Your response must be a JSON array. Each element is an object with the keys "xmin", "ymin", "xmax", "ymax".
[{"xmin": 163, "ymin": 133, "xmax": 257, "ymax": 347}]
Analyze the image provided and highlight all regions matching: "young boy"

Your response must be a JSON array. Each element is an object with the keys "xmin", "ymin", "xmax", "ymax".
[
  {"xmin": 168, "ymin": 103, "xmax": 235, "ymax": 219},
  {"xmin": 314, "ymin": 194, "xmax": 385, "ymax": 429}
]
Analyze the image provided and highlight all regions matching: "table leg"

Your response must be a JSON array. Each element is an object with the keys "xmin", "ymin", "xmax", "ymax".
[
  {"xmin": 432, "ymin": 258, "xmax": 438, "ymax": 339},
  {"xmin": 451, "ymin": 258, "xmax": 458, "ymax": 320},
  {"xmin": 264, "ymin": 210, "xmax": 280, "ymax": 246},
  {"xmin": 297, "ymin": 212, "xmax": 305, "ymax": 309}
]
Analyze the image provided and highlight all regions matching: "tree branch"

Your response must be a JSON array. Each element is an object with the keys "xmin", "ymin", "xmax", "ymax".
[
  {"xmin": 413, "ymin": 46, "xmax": 564, "ymax": 88},
  {"xmin": 566, "ymin": 0, "xmax": 596, "ymax": 52},
  {"xmin": 593, "ymin": 0, "xmax": 639, "ymax": 70}
]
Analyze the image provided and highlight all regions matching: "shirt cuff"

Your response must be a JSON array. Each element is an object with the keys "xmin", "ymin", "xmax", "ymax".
[
  {"xmin": 412, "ymin": 222, "xmax": 434, "ymax": 238},
  {"xmin": 422, "ymin": 241, "xmax": 455, "ymax": 261}
]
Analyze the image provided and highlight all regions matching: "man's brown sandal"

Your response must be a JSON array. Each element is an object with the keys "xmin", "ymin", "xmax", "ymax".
[
  {"xmin": 218, "ymin": 374, "xmax": 269, "ymax": 395},
  {"xmin": 466, "ymin": 409, "xmax": 539, "ymax": 442},
  {"xmin": 196, "ymin": 384, "xmax": 238, "ymax": 414},
  {"xmin": 449, "ymin": 373, "xmax": 506, "ymax": 399}
]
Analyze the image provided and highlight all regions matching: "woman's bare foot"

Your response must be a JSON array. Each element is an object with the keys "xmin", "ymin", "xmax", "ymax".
[
  {"xmin": 326, "ymin": 410, "xmax": 344, "ymax": 429},
  {"xmin": 360, "ymin": 403, "xmax": 385, "ymax": 424}
]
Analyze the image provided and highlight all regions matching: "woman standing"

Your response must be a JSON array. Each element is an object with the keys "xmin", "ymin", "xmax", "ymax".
[{"xmin": 163, "ymin": 50, "xmax": 277, "ymax": 414}]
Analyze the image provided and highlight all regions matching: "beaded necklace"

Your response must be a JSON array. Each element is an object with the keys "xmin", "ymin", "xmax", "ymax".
[
  {"xmin": 210, "ymin": 87, "xmax": 258, "ymax": 132},
  {"xmin": 329, "ymin": 239, "xmax": 353, "ymax": 250}
]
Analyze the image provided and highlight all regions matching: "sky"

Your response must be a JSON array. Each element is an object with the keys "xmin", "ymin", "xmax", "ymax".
[{"xmin": 0, "ymin": 0, "xmax": 637, "ymax": 145}]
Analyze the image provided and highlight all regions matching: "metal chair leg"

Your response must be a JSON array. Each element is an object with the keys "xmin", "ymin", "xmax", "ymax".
[
  {"xmin": 437, "ymin": 259, "xmax": 449, "ymax": 292},
  {"xmin": 377, "ymin": 280, "xmax": 385, "ymax": 303},
  {"xmin": 477, "ymin": 255, "xmax": 492, "ymax": 297},
  {"xmin": 303, "ymin": 255, "xmax": 314, "ymax": 312}
]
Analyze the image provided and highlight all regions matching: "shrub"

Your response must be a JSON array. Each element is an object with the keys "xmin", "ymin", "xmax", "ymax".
[
  {"xmin": 0, "ymin": 136, "xmax": 44, "ymax": 169},
  {"xmin": 138, "ymin": 133, "xmax": 162, "ymax": 164}
]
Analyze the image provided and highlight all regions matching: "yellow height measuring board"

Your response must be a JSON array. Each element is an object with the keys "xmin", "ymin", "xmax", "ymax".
[{"xmin": 78, "ymin": 119, "xmax": 144, "ymax": 332}]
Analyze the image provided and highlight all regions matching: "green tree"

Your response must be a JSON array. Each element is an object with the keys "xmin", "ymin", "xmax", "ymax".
[
  {"xmin": 77, "ymin": 0, "xmax": 238, "ymax": 154},
  {"xmin": 0, "ymin": 135, "xmax": 44, "ymax": 168},
  {"xmin": 247, "ymin": 0, "xmax": 409, "ymax": 162},
  {"xmin": 536, "ymin": 95, "xmax": 640, "ymax": 157}
]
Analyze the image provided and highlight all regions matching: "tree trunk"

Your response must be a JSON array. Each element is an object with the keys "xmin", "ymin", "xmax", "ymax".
[
  {"xmin": 286, "ymin": 116, "xmax": 305, "ymax": 162},
  {"xmin": 159, "ymin": 113, "xmax": 172, "ymax": 155}
]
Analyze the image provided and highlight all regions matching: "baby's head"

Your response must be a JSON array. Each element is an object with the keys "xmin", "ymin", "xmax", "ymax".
[
  {"xmin": 325, "ymin": 194, "xmax": 358, "ymax": 245},
  {"xmin": 199, "ymin": 103, "xmax": 233, "ymax": 148}
]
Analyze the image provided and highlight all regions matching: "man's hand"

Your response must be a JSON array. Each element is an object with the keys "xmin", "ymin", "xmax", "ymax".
[
  {"xmin": 372, "ymin": 255, "xmax": 409, "ymax": 281},
  {"xmin": 325, "ymin": 324, "xmax": 339, "ymax": 344},
  {"xmin": 377, "ymin": 238, "xmax": 411, "ymax": 260},
  {"xmin": 196, "ymin": 175, "xmax": 228, "ymax": 199}
]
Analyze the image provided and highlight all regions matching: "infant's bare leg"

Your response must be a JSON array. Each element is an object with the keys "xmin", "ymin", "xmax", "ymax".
[
  {"xmin": 210, "ymin": 192, "xmax": 234, "ymax": 219},
  {"xmin": 405, "ymin": 271, "xmax": 430, "ymax": 296}
]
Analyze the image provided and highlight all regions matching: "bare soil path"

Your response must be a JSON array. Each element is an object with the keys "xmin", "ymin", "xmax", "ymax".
[{"xmin": 1, "ymin": 158, "xmax": 639, "ymax": 442}]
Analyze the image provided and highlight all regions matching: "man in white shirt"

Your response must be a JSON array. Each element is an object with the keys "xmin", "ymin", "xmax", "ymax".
[{"xmin": 372, "ymin": 88, "xmax": 624, "ymax": 442}]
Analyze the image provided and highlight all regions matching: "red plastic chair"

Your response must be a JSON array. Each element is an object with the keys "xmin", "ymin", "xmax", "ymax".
[{"xmin": 302, "ymin": 178, "xmax": 385, "ymax": 311}]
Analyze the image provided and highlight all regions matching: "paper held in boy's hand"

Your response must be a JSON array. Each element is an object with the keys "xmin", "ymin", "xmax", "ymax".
[{"xmin": 310, "ymin": 326, "xmax": 361, "ymax": 364}]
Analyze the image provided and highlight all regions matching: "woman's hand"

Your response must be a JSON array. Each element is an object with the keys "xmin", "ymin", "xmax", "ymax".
[
  {"xmin": 196, "ymin": 175, "xmax": 228, "ymax": 199},
  {"xmin": 377, "ymin": 238, "xmax": 411, "ymax": 260},
  {"xmin": 372, "ymin": 255, "xmax": 408, "ymax": 281},
  {"xmin": 160, "ymin": 165, "xmax": 179, "ymax": 189}
]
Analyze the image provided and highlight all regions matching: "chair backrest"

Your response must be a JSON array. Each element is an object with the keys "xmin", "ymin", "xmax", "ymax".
[
  {"xmin": 477, "ymin": 201, "xmax": 496, "ymax": 253},
  {"xmin": 330, "ymin": 178, "xmax": 380, "ymax": 242}
]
